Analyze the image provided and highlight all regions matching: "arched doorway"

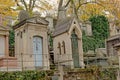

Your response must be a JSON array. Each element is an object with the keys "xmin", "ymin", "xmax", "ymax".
[
  {"xmin": 33, "ymin": 36, "xmax": 43, "ymax": 68},
  {"xmin": 71, "ymin": 30, "xmax": 79, "ymax": 68}
]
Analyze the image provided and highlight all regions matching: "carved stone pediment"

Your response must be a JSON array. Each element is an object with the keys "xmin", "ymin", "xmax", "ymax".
[
  {"xmin": 26, "ymin": 17, "xmax": 48, "ymax": 25},
  {"xmin": 36, "ymin": 17, "xmax": 48, "ymax": 25},
  {"xmin": 13, "ymin": 16, "xmax": 48, "ymax": 30},
  {"xmin": 26, "ymin": 18, "xmax": 36, "ymax": 23},
  {"xmin": 0, "ymin": 26, "xmax": 10, "ymax": 31}
]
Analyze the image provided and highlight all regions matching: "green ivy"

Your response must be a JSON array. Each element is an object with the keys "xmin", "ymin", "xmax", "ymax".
[
  {"xmin": 0, "ymin": 70, "xmax": 54, "ymax": 80},
  {"xmin": 90, "ymin": 15, "xmax": 109, "ymax": 40},
  {"xmin": 9, "ymin": 30, "xmax": 15, "ymax": 47},
  {"xmin": 0, "ymin": 68, "xmax": 117, "ymax": 80},
  {"xmin": 83, "ymin": 15, "xmax": 109, "ymax": 52},
  {"xmin": 49, "ymin": 33, "xmax": 53, "ymax": 48}
]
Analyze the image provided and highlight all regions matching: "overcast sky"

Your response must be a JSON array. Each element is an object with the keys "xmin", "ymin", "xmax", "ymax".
[{"xmin": 33, "ymin": 0, "xmax": 58, "ymax": 16}]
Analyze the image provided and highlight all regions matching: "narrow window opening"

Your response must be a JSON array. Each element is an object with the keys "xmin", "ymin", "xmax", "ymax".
[
  {"xmin": 17, "ymin": 33, "xmax": 19, "ymax": 36},
  {"xmin": 57, "ymin": 42, "xmax": 61, "ymax": 55},
  {"xmin": 23, "ymin": 29, "xmax": 26, "ymax": 33},
  {"xmin": 20, "ymin": 32, "xmax": 22, "ymax": 38},
  {"xmin": 74, "ymin": 21, "xmax": 76, "ymax": 24},
  {"xmin": 62, "ymin": 41, "xmax": 66, "ymax": 54},
  {"xmin": 117, "ymin": 29, "xmax": 119, "ymax": 33}
]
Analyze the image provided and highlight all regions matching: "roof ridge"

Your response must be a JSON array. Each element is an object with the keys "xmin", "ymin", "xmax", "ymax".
[{"xmin": 53, "ymin": 17, "xmax": 76, "ymax": 37}]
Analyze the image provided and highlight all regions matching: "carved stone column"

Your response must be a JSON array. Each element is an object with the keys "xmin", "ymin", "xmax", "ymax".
[{"xmin": 5, "ymin": 35, "xmax": 9, "ymax": 57}]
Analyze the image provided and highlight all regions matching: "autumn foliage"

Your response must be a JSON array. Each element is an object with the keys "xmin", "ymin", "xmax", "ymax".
[{"xmin": 0, "ymin": 0, "xmax": 16, "ymax": 17}]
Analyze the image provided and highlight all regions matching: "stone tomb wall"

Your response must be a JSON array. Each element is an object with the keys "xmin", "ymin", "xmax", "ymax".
[{"xmin": 15, "ymin": 23, "xmax": 49, "ymax": 70}]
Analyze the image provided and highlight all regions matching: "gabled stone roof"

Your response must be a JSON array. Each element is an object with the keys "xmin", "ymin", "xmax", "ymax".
[
  {"xmin": 107, "ymin": 34, "xmax": 120, "ymax": 41},
  {"xmin": 0, "ymin": 26, "xmax": 10, "ymax": 31},
  {"xmin": 114, "ymin": 43, "xmax": 120, "ymax": 47},
  {"xmin": 84, "ymin": 57, "xmax": 108, "ymax": 62},
  {"xmin": 13, "ymin": 16, "xmax": 48, "ymax": 30},
  {"xmin": 53, "ymin": 17, "xmax": 74, "ymax": 37}
]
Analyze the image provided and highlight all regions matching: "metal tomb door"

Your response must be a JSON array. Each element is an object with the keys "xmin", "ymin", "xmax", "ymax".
[
  {"xmin": 71, "ymin": 30, "xmax": 80, "ymax": 68},
  {"xmin": 33, "ymin": 36, "xmax": 43, "ymax": 67}
]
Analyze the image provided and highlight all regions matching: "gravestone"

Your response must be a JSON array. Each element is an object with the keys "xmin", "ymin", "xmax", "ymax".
[
  {"xmin": 52, "ymin": 76, "xmax": 59, "ymax": 80},
  {"xmin": 52, "ymin": 71, "xmax": 59, "ymax": 80}
]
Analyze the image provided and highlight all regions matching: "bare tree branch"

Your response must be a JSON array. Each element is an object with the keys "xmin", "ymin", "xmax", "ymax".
[
  {"xmin": 77, "ymin": 1, "xmax": 97, "ymax": 11},
  {"xmin": 21, "ymin": 0, "xmax": 28, "ymax": 11},
  {"xmin": 35, "ymin": 4, "xmax": 46, "ymax": 10},
  {"xmin": 58, "ymin": 0, "xmax": 63, "ymax": 10},
  {"xmin": 15, "ymin": 0, "xmax": 21, "ymax": 7},
  {"xmin": 65, "ymin": 0, "xmax": 71, "ymax": 8},
  {"xmin": 31, "ymin": 0, "xmax": 36, "ymax": 11},
  {"xmin": 29, "ymin": 0, "xmax": 32, "ymax": 10},
  {"xmin": 71, "ymin": 0, "xmax": 79, "ymax": 19}
]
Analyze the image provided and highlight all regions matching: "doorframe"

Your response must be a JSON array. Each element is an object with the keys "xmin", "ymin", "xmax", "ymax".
[
  {"xmin": 71, "ymin": 29, "xmax": 80, "ymax": 68},
  {"xmin": 0, "ymin": 35, "xmax": 5, "ymax": 57},
  {"xmin": 33, "ymin": 35, "xmax": 43, "ymax": 68},
  {"xmin": 69, "ymin": 26, "xmax": 83, "ymax": 68}
]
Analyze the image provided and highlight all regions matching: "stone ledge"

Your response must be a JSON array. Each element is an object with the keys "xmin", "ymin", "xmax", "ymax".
[{"xmin": 0, "ymin": 56, "xmax": 17, "ymax": 67}]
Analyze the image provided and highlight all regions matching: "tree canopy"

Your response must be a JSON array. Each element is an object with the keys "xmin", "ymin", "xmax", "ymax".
[
  {"xmin": 15, "ymin": 0, "xmax": 53, "ymax": 16},
  {"xmin": 0, "ymin": 0, "xmax": 119, "ymax": 22},
  {"xmin": 0, "ymin": 0, "xmax": 16, "ymax": 17}
]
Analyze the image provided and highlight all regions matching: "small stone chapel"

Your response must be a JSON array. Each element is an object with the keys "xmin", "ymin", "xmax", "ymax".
[{"xmin": 53, "ymin": 7, "xmax": 84, "ymax": 68}]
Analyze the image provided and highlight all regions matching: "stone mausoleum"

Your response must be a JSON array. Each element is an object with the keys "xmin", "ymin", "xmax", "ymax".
[
  {"xmin": 13, "ymin": 16, "xmax": 50, "ymax": 70},
  {"xmin": 0, "ymin": 25, "xmax": 17, "ymax": 70}
]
